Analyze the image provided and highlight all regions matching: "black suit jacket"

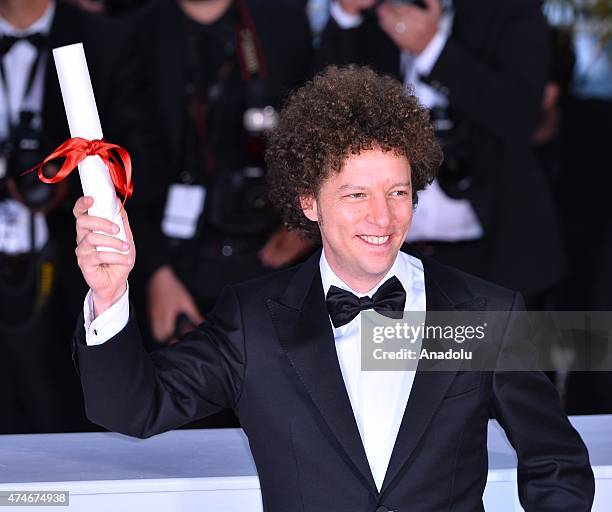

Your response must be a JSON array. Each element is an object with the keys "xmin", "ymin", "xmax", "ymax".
[
  {"xmin": 73, "ymin": 250, "xmax": 594, "ymax": 511},
  {"xmin": 317, "ymin": 0, "xmax": 566, "ymax": 297}
]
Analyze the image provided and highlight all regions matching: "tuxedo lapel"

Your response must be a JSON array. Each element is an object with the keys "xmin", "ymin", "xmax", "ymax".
[
  {"xmin": 267, "ymin": 252, "xmax": 378, "ymax": 493},
  {"xmin": 380, "ymin": 257, "xmax": 488, "ymax": 496}
]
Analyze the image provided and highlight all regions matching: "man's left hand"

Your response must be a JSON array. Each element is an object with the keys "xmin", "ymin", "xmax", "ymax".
[
  {"xmin": 147, "ymin": 265, "xmax": 204, "ymax": 345},
  {"xmin": 377, "ymin": 0, "xmax": 442, "ymax": 54},
  {"xmin": 259, "ymin": 227, "xmax": 314, "ymax": 269}
]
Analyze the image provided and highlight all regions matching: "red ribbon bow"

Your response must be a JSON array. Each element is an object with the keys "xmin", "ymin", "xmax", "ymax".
[{"xmin": 27, "ymin": 137, "xmax": 133, "ymax": 203}]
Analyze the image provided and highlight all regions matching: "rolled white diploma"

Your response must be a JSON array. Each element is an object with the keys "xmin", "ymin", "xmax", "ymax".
[{"xmin": 53, "ymin": 43, "xmax": 127, "ymax": 252}]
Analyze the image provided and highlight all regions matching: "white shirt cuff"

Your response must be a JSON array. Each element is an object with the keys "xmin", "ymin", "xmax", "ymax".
[
  {"xmin": 330, "ymin": 1, "xmax": 363, "ymax": 29},
  {"xmin": 83, "ymin": 283, "xmax": 130, "ymax": 346},
  {"xmin": 413, "ymin": 10, "xmax": 453, "ymax": 76}
]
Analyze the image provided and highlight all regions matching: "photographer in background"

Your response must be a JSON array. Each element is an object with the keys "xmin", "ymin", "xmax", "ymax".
[
  {"xmin": 0, "ymin": 0, "xmax": 162, "ymax": 433},
  {"xmin": 127, "ymin": 0, "xmax": 314, "ymax": 355},
  {"xmin": 318, "ymin": 0, "xmax": 566, "ymax": 305}
]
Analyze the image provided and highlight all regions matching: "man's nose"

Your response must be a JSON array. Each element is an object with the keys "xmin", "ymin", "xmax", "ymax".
[{"xmin": 366, "ymin": 196, "xmax": 392, "ymax": 227}]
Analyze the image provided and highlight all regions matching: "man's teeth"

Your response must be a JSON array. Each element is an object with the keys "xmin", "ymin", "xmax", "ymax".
[{"xmin": 360, "ymin": 235, "xmax": 389, "ymax": 245}]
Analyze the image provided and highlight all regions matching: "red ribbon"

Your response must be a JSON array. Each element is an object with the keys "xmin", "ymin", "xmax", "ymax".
[{"xmin": 27, "ymin": 137, "xmax": 133, "ymax": 203}]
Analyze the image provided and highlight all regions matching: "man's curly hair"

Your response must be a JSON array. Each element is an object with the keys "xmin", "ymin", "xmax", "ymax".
[{"xmin": 266, "ymin": 65, "xmax": 443, "ymax": 240}]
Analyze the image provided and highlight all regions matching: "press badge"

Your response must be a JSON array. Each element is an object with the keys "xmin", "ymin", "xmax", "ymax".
[{"xmin": 161, "ymin": 183, "xmax": 206, "ymax": 239}]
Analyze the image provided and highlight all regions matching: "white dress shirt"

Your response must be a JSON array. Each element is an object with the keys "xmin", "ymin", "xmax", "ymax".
[
  {"xmin": 330, "ymin": 1, "xmax": 483, "ymax": 242},
  {"xmin": 0, "ymin": 1, "xmax": 55, "ymax": 254},
  {"xmin": 319, "ymin": 249, "xmax": 426, "ymax": 490}
]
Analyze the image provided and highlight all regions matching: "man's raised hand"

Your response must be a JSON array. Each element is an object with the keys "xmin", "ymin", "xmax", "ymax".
[
  {"xmin": 74, "ymin": 196, "xmax": 135, "ymax": 317},
  {"xmin": 377, "ymin": 0, "xmax": 442, "ymax": 54},
  {"xmin": 338, "ymin": 0, "xmax": 378, "ymax": 17}
]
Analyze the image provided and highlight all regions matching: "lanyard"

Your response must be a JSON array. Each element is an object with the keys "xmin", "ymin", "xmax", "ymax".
[{"xmin": 184, "ymin": 0, "xmax": 268, "ymax": 176}]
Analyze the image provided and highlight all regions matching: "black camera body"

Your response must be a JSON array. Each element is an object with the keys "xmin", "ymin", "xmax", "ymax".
[
  {"xmin": 430, "ymin": 106, "xmax": 472, "ymax": 198},
  {"xmin": 205, "ymin": 78, "xmax": 279, "ymax": 236},
  {"xmin": 207, "ymin": 166, "xmax": 276, "ymax": 235},
  {"xmin": 0, "ymin": 111, "xmax": 54, "ymax": 210}
]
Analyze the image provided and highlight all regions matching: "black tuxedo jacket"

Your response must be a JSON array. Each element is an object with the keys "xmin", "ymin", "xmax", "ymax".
[
  {"xmin": 317, "ymin": 0, "xmax": 566, "ymax": 297},
  {"xmin": 73, "ymin": 250, "xmax": 594, "ymax": 511}
]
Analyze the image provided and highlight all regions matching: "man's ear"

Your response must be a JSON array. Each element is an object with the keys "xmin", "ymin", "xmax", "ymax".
[{"xmin": 299, "ymin": 195, "xmax": 318, "ymax": 222}]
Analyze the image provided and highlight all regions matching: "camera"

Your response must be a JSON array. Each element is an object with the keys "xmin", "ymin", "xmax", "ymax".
[
  {"xmin": 0, "ymin": 111, "xmax": 56, "ymax": 211},
  {"xmin": 206, "ymin": 165, "xmax": 277, "ymax": 235},
  {"xmin": 430, "ymin": 106, "xmax": 472, "ymax": 198},
  {"xmin": 205, "ymin": 79, "xmax": 279, "ymax": 235},
  {"xmin": 0, "ymin": 112, "xmax": 60, "ymax": 330}
]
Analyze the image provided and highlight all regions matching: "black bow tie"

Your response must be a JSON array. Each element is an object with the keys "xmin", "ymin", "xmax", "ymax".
[
  {"xmin": 326, "ymin": 276, "xmax": 407, "ymax": 329},
  {"xmin": 0, "ymin": 33, "xmax": 47, "ymax": 56}
]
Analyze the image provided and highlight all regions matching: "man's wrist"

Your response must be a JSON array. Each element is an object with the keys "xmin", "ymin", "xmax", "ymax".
[{"xmin": 93, "ymin": 283, "xmax": 128, "ymax": 318}]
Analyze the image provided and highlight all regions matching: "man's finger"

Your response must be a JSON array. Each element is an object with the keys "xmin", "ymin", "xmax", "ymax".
[
  {"xmin": 377, "ymin": 11, "xmax": 404, "ymax": 43},
  {"xmin": 76, "ymin": 214, "xmax": 120, "ymax": 236},
  {"xmin": 73, "ymin": 196, "xmax": 93, "ymax": 219},
  {"xmin": 184, "ymin": 301, "xmax": 204, "ymax": 325},
  {"xmin": 93, "ymin": 250, "xmax": 133, "ymax": 267},
  {"xmin": 376, "ymin": 1, "xmax": 397, "ymax": 19},
  {"xmin": 78, "ymin": 248, "xmax": 133, "ymax": 269},
  {"xmin": 80, "ymin": 232, "xmax": 130, "ymax": 252},
  {"xmin": 76, "ymin": 224, "xmax": 122, "ymax": 246},
  {"xmin": 76, "ymin": 239, "xmax": 105, "ymax": 257},
  {"xmin": 394, "ymin": 3, "xmax": 427, "ymax": 21},
  {"xmin": 423, "ymin": 0, "xmax": 442, "ymax": 16}
]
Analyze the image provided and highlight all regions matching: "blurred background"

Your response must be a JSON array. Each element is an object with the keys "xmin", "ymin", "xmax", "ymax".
[{"xmin": 0, "ymin": 0, "xmax": 610, "ymax": 434}]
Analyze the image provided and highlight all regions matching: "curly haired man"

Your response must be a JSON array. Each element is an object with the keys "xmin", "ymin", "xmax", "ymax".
[{"xmin": 71, "ymin": 66, "xmax": 593, "ymax": 511}]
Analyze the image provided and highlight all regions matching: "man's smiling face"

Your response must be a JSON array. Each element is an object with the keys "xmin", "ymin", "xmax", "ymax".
[{"xmin": 301, "ymin": 147, "xmax": 413, "ymax": 293}]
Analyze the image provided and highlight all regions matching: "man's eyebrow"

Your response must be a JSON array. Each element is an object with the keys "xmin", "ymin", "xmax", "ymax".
[
  {"xmin": 337, "ymin": 185, "xmax": 367, "ymax": 192},
  {"xmin": 336, "ymin": 182, "xmax": 411, "ymax": 192}
]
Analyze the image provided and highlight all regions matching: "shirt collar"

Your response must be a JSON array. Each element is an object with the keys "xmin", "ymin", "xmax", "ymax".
[
  {"xmin": 0, "ymin": 1, "xmax": 55, "ymax": 38},
  {"xmin": 320, "ymin": 248, "xmax": 426, "ymax": 337},
  {"xmin": 320, "ymin": 248, "xmax": 405, "ymax": 299},
  {"xmin": 319, "ymin": 248, "xmax": 426, "ymax": 336}
]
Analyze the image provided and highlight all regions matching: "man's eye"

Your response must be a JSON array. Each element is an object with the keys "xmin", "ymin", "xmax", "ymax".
[
  {"xmin": 347, "ymin": 193, "xmax": 365, "ymax": 199},
  {"xmin": 391, "ymin": 190, "xmax": 409, "ymax": 196}
]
